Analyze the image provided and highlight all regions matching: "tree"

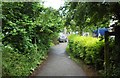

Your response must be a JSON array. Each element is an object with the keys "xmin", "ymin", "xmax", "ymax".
[
  {"xmin": 61, "ymin": 2, "xmax": 120, "ymax": 35},
  {"xmin": 2, "ymin": 2, "xmax": 63, "ymax": 53}
]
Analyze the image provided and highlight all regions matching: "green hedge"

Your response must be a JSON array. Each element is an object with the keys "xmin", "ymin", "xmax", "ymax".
[
  {"xmin": 2, "ymin": 2, "xmax": 63, "ymax": 76},
  {"xmin": 67, "ymin": 35, "xmax": 104, "ymax": 70},
  {"xmin": 2, "ymin": 44, "xmax": 48, "ymax": 76},
  {"xmin": 67, "ymin": 35, "xmax": 120, "ymax": 77}
]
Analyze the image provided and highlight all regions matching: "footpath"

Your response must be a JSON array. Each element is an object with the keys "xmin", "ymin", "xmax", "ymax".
[{"xmin": 32, "ymin": 43, "xmax": 86, "ymax": 76}]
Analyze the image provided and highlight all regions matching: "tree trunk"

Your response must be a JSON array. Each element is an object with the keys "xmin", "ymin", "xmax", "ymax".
[{"xmin": 115, "ymin": 26, "xmax": 120, "ymax": 46}]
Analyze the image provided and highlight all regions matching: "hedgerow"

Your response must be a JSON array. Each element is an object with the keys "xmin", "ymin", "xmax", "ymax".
[
  {"xmin": 67, "ymin": 35, "xmax": 120, "ymax": 77},
  {"xmin": 2, "ymin": 2, "xmax": 63, "ymax": 76},
  {"xmin": 2, "ymin": 44, "xmax": 47, "ymax": 76},
  {"xmin": 67, "ymin": 35, "xmax": 104, "ymax": 70}
]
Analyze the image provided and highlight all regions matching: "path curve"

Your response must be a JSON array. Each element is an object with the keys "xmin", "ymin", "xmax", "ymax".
[{"xmin": 35, "ymin": 43, "xmax": 87, "ymax": 76}]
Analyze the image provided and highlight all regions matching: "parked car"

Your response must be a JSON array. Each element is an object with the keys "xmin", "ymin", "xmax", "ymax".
[{"xmin": 58, "ymin": 33, "xmax": 67, "ymax": 42}]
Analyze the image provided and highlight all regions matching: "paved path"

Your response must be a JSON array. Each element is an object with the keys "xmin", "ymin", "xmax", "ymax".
[{"xmin": 35, "ymin": 43, "xmax": 86, "ymax": 76}]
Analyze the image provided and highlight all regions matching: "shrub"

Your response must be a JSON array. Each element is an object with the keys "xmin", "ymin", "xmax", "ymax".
[
  {"xmin": 67, "ymin": 35, "xmax": 104, "ymax": 70},
  {"xmin": 2, "ymin": 2, "xmax": 63, "ymax": 76},
  {"xmin": 2, "ymin": 44, "xmax": 48, "ymax": 76},
  {"xmin": 67, "ymin": 35, "xmax": 120, "ymax": 77}
]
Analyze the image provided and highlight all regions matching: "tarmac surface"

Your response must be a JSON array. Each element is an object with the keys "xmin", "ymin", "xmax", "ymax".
[{"xmin": 35, "ymin": 43, "xmax": 86, "ymax": 76}]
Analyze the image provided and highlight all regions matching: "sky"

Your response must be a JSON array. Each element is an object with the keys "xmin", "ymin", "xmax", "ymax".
[{"xmin": 43, "ymin": 0, "xmax": 65, "ymax": 9}]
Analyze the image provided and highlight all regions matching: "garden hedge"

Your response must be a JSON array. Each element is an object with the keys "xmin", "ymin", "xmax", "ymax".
[{"xmin": 67, "ymin": 35, "xmax": 104, "ymax": 70}]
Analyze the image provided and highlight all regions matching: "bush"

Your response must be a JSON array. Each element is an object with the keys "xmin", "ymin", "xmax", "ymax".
[
  {"xmin": 67, "ymin": 35, "xmax": 104, "ymax": 70},
  {"xmin": 2, "ymin": 2, "xmax": 63, "ymax": 76},
  {"xmin": 67, "ymin": 35, "xmax": 120, "ymax": 77},
  {"xmin": 2, "ymin": 44, "xmax": 48, "ymax": 76}
]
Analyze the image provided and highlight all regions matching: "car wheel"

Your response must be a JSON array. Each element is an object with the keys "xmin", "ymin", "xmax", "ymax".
[{"xmin": 65, "ymin": 39, "xmax": 67, "ymax": 42}]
